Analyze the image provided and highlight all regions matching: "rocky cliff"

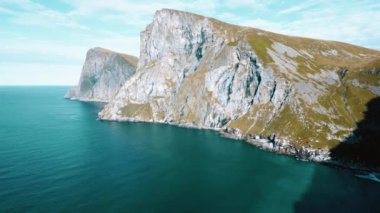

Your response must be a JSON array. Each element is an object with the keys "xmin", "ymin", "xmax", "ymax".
[
  {"xmin": 99, "ymin": 9, "xmax": 380, "ymax": 167},
  {"xmin": 65, "ymin": 47, "xmax": 138, "ymax": 102}
]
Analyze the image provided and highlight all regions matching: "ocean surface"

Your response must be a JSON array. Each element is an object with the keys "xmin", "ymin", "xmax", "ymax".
[{"xmin": 0, "ymin": 86, "xmax": 379, "ymax": 213}]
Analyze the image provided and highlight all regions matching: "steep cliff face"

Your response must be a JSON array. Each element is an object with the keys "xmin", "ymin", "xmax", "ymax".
[
  {"xmin": 99, "ymin": 9, "xmax": 380, "ymax": 163},
  {"xmin": 99, "ymin": 10, "xmax": 285, "ymax": 125},
  {"xmin": 65, "ymin": 47, "xmax": 138, "ymax": 102}
]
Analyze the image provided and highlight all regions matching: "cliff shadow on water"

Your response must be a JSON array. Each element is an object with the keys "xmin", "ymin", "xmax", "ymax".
[
  {"xmin": 293, "ymin": 97, "xmax": 380, "ymax": 213},
  {"xmin": 293, "ymin": 164, "xmax": 380, "ymax": 213},
  {"xmin": 330, "ymin": 96, "xmax": 380, "ymax": 170}
]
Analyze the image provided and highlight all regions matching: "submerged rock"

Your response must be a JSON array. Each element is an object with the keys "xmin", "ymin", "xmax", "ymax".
[{"xmin": 65, "ymin": 47, "xmax": 138, "ymax": 102}]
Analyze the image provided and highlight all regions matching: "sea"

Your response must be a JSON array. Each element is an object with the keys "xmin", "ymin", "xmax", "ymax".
[{"xmin": 0, "ymin": 86, "xmax": 379, "ymax": 212}]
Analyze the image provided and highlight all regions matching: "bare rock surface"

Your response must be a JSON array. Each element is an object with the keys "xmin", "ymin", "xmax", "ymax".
[
  {"xmin": 65, "ymin": 47, "xmax": 138, "ymax": 102},
  {"xmin": 98, "ymin": 9, "xmax": 380, "ymax": 167}
]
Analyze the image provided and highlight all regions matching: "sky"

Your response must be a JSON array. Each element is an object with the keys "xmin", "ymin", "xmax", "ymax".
[{"xmin": 0, "ymin": 0, "xmax": 380, "ymax": 85}]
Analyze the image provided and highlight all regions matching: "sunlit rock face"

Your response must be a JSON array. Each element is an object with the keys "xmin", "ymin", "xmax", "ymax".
[
  {"xmin": 99, "ymin": 9, "xmax": 380, "ymax": 162},
  {"xmin": 65, "ymin": 47, "xmax": 138, "ymax": 102},
  {"xmin": 99, "ymin": 9, "xmax": 289, "ymax": 127}
]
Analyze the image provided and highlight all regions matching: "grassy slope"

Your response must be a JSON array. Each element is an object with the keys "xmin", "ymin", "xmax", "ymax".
[
  {"xmin": 228, "ymin": 27, "xmax": 380, "ymax": 150},
  {"xmin": 93, "ymin": 47, "xmax": 139, "ymax": 67},
  {"xmin": 120, "ymin": 10, "xmax": 380, "ymax": 151}
]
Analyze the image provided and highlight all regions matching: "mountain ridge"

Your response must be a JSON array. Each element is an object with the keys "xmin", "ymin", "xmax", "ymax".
[
  {"xmin": 90, "ymin": 9, "xmax": 378, "ymax": 169},
  {"xmin": 159, "ymin": 8, "xmax": 380, "ymax": 53}
]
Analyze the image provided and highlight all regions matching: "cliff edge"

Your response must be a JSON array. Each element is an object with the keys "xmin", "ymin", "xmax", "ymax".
[
  {"xmin": 99, "ymin": 9, "xmax": 380, "ymax": 169},
  {"xmin": 65, "ymin": 47, "xmax": 138, "ymax": 102}
]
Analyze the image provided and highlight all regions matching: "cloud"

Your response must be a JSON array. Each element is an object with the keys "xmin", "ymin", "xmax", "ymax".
[
  {"xmin": 0, "ymin": 0, "xmax": 45, "ymax": 11},
  {"xmin": 10, "ymin": 11, "xmax": 88, "ymax": 29},
  {"xmin": 0, "ymin": 62, "xmax": 80, "ymax": 85},
  {"xmin": 64, "ymin": 0, "xmax": 219, "ymax": 24},
  {"xmin": 367, "ymin": 2, "xmax": 380, "ymax": 9},
  {"xmin": 277, "ymin": 1, "xmax": 320, "ymax": 15},
  {"xmin": 0, "ymin": 6, "xmax": 14, "ymax": 14},
  {"xmin": 242, "ymin": 3, "xmax": 380, "ymax": 50},
  {"xmin": 241, "ymin": 19, "xmax": 285, "ymax": 32},
  {"xmin": 76, "ymin": 33, "xmax": 141, "ymax": 56},
  {"xmin": 0, "ymin": 32, "xmax": 140, "ymax": 64},
  {"xmin": 1, "ymin": 0, "xmax": 380, "ymax": 85},
  {"xmin": 0, "ymin": 37, "xmax": 88, "ymax": 64},
  {"xmin": 0, "ymin": 0, "xmax": 87, "ymax": 29}
]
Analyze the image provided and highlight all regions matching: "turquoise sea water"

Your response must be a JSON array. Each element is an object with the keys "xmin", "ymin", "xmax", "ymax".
[{"xmin": 0, "ymin": 86, "xmax": 379, "ymax": 213}]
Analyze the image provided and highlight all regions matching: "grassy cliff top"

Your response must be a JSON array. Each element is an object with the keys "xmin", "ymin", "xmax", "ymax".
[
  {"xmin": 157, "ymin": 9, "xmax": 380, "ymax": 70},
  {"xmin": 92, "ymin": 47, "xmax": 139, "ymax": 67}
]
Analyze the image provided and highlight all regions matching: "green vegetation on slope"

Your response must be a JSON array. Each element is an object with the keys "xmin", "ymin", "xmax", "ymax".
[{"xmin": 121, "ymin": 103, "xmax": 153, "ymax": 120}]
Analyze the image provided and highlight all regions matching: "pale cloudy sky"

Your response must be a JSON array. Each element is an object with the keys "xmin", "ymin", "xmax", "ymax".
[{"xmin": 0, "ymin": 0, "xmax": 379, "ymax": 85}]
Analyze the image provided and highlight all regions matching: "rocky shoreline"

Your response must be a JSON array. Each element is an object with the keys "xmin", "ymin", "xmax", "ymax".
[
  {"xmin": 99, "ymin": 115, "xmax": 379, "ymax": 172},
  {"xmin": 220, "ymin": 128, "xmax": 380, "ymax": 172},
  {"xmin": 220, "ymin": 128, "xmax": 331, "ymax": 162}
]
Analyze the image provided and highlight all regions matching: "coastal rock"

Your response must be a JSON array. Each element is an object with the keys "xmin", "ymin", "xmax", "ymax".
[
  {"xmin": 65, "ymin": 47, "xmax": 138, "ymax": 102},
  {"xmin": 99, "ymin": 9, "xmax": 380, "ymax": 164},
  {"xmin": 99, "ymin": 9, "xmax": 291, "ymax": 126}
]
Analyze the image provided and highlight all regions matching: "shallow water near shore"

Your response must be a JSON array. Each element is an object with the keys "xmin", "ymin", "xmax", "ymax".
[{"xmin": 0, "ymin": 86, "xmax": 379, "ymax": 213}]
